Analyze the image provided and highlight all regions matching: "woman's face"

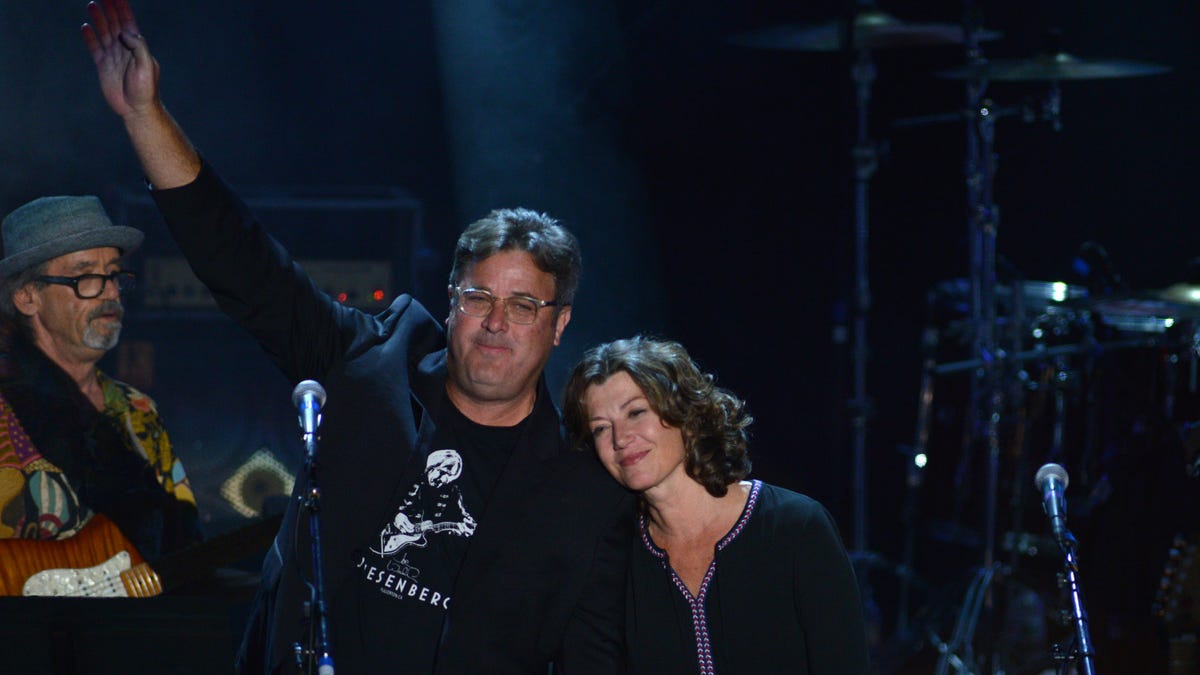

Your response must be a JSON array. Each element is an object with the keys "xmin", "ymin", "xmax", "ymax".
[{"xmin": 582, "ymin": 370, "xmax": 688, "ymax": 494}]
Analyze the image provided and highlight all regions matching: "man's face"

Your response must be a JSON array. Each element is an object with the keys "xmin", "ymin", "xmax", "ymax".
[
  {"xmin": 445, "ymin": 249, "xmax": 571, "ymax": 411},
  {"xmin": 19, "ymin": 247, "xmax": 125, "ymax": 365}
]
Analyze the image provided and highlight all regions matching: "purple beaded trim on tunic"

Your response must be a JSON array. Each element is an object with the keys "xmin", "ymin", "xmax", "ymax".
[{"xmin": 638, "ymin": 479, "xmax": 763, "ymax": 675}]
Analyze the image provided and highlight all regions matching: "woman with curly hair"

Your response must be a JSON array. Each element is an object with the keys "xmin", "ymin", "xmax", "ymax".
[{"xmin": 563, "ymin": 336, "xmax": 869, "ymax": 674}]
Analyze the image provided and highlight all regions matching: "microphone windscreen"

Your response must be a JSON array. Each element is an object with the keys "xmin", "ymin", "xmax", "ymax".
[
  {"xmin": 292, "ymin": 379, "xmax": 327, "ymax": 407},
  {"xmin": 1034, "ymin": 463, "xmax": 1069, "ymax": 491}
]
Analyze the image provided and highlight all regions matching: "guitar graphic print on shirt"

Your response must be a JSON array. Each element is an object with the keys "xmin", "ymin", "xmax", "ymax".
[{"xmin": 371, "ymin": 449, "xmax": 477, "ymax": 557}]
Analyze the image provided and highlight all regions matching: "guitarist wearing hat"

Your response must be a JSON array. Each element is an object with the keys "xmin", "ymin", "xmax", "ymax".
[{"xmin": 0, "ymin": 194, "xmax": 201, "ymax": 572}]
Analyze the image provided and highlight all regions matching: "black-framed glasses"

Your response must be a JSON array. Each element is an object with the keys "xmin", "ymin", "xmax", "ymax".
[
  {"xmin": 452, "ymin": 286, "xmax": 558, "ymax": 325},
  {"xmin": 35, "ymin": 271, "xmax": 136, "ymax": 299}
]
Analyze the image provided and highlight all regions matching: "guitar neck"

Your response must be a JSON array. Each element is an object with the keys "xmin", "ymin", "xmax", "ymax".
[{"xmin": 150, "ymin": 513, "xmax": 283, "ymax": 592}]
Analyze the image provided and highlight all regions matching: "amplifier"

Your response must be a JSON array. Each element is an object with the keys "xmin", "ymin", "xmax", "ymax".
[
  {"xmin": 114, "ymin": 185, "xmax": 428, "ymax": 313},
  {"xmin": 106, "ymin": 185, "xmax": 428, "ymax": 537}
]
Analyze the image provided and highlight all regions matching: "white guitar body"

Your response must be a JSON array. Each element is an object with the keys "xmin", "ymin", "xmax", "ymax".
[
  {"xmin": 0, "ymin": 510, "xmax": 269, "ymax": 598},
  {"xmin": 22, "ymin": 551, "xmax": 132, "ymax": 597}
]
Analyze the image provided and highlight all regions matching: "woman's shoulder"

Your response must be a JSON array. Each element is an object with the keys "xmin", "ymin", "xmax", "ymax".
[
  {"xmin": 753, "ymin": 480, "xmax": 825, "ymax": 511},
  {"xmin": 750, "ymin": 481, "xmax": 839, "ymax": 531},
  {"xmin": 746, "ymin": 483, "xmax": 853, "ymax": 565}
]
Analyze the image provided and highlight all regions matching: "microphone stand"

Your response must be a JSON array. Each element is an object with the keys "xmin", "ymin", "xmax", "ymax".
[
  {"xmin": 295, "ymin": 415, "xmax": 335, "ymax": 674},
  {"xmin": 1053, "ymin": 533, "xmax": 1098, "ymax": 675}
]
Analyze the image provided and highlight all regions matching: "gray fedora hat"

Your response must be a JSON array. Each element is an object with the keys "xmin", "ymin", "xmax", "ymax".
[{"xmin": 0, "ymin": 195, "xmax": 144, "ymax": 279}]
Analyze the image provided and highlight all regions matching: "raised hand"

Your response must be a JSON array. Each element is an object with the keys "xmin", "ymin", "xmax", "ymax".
[
  {"xmin": 80, "ymin": 0, "xmax": 200, "ymax": 189},
  {"xmin": 82, "ymin": 0, "xmax": 159, "ymax": 120}
]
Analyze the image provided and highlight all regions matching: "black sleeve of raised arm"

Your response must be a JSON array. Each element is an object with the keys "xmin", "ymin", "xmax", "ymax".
[{"xmin": 149, "ymin": 161, "xmax": 358, "ymax": 382}]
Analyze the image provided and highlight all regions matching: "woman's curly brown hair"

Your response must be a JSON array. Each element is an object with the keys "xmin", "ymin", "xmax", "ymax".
[{"xmin": 562, "ymin": 336, "xmax": 752, "ymax": 497}]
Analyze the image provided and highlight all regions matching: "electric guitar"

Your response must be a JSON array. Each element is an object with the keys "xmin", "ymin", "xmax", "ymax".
[
  {"xmin": 384, "ymin": 513, "xmax": 466, "ymax": 553},
  {"xmin": 0, "ymin": 511, "xmax": 282, "ymax": 598}
]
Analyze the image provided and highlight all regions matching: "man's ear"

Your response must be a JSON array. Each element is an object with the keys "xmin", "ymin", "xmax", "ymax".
[
  {"xmin": 552, "ymin": 306, "xmax": 572, "ymax": 347},
  {"xmin": 12, "ymin": 286, "xmax": 38, "ymax": 318}
]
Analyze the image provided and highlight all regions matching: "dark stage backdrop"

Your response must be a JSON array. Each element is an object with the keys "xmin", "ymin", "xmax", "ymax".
[
  {"xmin": 2, "ymin": 1, "xmax": 1197, "ymax": 672},
  {"xmin": 614, "ymin": 1, "xmax": 1200, "ymax": 672}
]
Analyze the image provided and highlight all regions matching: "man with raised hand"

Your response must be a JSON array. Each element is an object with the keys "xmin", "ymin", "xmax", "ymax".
[{"xmin": 83, "ymin": 1, "xmax": 632, "ymax": 672}]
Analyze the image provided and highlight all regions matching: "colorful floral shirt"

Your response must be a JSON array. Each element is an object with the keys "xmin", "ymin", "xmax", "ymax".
[{"xmin": 0, "ymin": 371, "xmax": 194, "ymax": 541}]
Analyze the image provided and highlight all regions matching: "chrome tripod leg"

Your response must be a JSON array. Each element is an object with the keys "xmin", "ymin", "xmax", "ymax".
[{"xmin": 933, "ymin": 564, "xmax": 999, "ymax": 675}]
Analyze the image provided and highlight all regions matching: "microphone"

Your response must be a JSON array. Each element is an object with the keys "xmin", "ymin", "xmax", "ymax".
[
  {"xmin": 292, "ymin": 380, "xmax": 327, "ymax": 437},
  {"xmin": 1034, "ymin": 463, "xmax": 1070, "ymax": 545}
]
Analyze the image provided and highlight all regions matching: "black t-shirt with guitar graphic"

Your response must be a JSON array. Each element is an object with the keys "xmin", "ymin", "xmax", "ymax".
[{"xmin": 345, "ymin": 402, "xmax": 522, "ymax": 673}]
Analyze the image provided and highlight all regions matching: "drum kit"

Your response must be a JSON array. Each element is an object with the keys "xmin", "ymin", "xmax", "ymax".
[{"xmin": 731, "ymin": 4, "xmax": 1193, "ymax": 673}]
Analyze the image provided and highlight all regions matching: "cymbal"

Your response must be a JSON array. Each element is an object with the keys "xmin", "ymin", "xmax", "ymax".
[
  {"xmin": 729, "ymin": 9, "xmax": 1002, "ymax": 52},
  {"xmin": 1157, "ymin": 283, "xmax": 1200, "ymax": 307},
  {"xmin": 937, "ymin": 51, "xmax": 1171, "ymax": 81},
  {"xmin": 1063, "ymin": 288, "xmax": 1200, "ymax": 334}
]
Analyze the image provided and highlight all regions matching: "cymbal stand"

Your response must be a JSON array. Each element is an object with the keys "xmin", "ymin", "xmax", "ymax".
[
  {"xmin": 934, "ymin": 563, "xmax": 998, "ymax": 675},
  {"xmin": 849, "ymin": 38, "xmax": 878, "ymax": 557},
  {"xmin": 943, "ymin": 3, "xmax": 1012, "ymax": 671},
  {"xmin": 961, "ymin": 12, "xmax": 1003, "ymax": 578},
  {"xmin": 951, "ymin": 8, "xmax": 1079, "ymax": 671}
]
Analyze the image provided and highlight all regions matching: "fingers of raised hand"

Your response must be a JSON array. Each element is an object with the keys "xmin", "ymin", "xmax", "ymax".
[
  {"xmin": 81, "ymin": 23, "xmax": 102, "ymax": 59},
  {"xmin": 85, "ymin": 1, "xmax": 113, "ymax": 44},
  {"xmin": 113, "ymin": 0, "xmax": 142, "ymax": 36},
  {"xmin": 86, "ymin": 0, "xmax": 141, "ymax": 46}
]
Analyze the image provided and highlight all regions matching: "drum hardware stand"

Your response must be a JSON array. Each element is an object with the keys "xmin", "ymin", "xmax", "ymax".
[
  {"xmin": 954, "ymin": 21, "xmax": 1015, "ymax": 651},
  {"xmin": 842, "ymin": 17, "xmax": 900, "ymax": 652},
  {"xmin": 946, "ymin": 2, "xmax": 1045, "ymax": 670},
  {"xmin": 958, "ymin": 1, "xmax": 1072, "ymax": 590},
  {"xmin": 932, "ymin": 562, "xmax": 1005, "ymax": 674},
  {"xmin": 1189, "ymin": 327, "xmax": 1199, "ymax": 395},
  {"xmin": 1170, "ymin": 321, "xmax": 1200, "ymax": 422},
  {"xmin": 919, "ymin": 16, "xmax": 1171, "ymax": 670},
  {"xmin": 1184, "ymin": 360, "xmax": 1200, "ymax": 473},
  {"xmin": 867, "ymin": 320, "xmax": 946, "ymax": 674},
  {"xmin": 848, "ymin": 15, "xmax": 880, "ymax": 558},
  {"xmin": 934, "ymin": 335, "xmax": 1159, "ymax": 377},
  {"xmin": 955, "ymin": 17, "xmax": 1065, "ymax": 513},
  {"xmin": 1049, "ymin": 357, "xmax": 1072, "ymax": 465},
  {"xmin": 964, "ymin": 74, "xmax": 1005, "ymax": 578},
  {"xmin": 896, "ymin": 323, "xmax": 939, "ymax": 637}
]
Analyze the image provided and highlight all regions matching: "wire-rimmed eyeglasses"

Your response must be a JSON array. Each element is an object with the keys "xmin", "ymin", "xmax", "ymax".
[
  {"xmin": 35, "ymin": 271, "xmax": 136, "ymax": 299},
  {"xmin": 452, "ymin": 285, "xmax": 558, "ymax": 325}
]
